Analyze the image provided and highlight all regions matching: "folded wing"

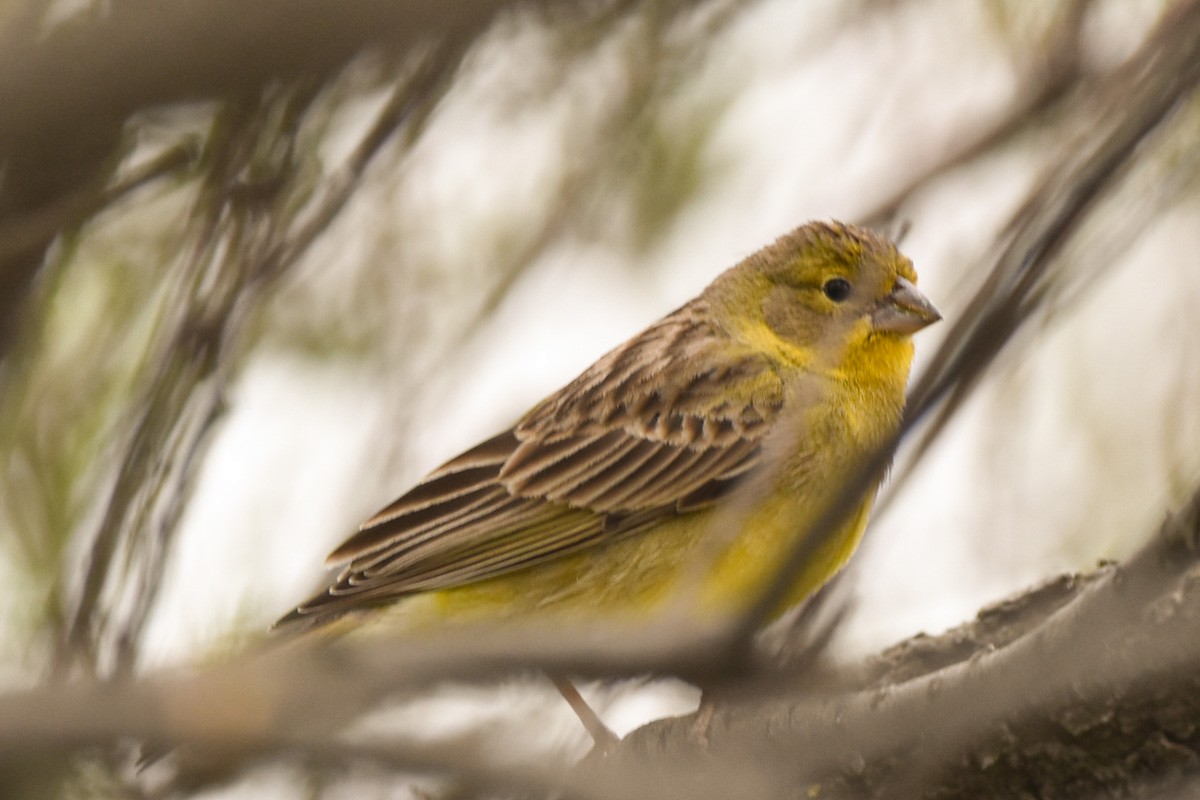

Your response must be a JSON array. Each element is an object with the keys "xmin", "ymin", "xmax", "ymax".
[{"xmin": 275, "ymin": 300, "xmax": 787, "ymax": 630}]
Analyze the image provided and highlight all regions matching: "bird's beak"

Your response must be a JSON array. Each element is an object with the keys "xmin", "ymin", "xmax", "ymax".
[{"xmin": 871, "ymin": 277, "xmax": 941, "ymax": 335}]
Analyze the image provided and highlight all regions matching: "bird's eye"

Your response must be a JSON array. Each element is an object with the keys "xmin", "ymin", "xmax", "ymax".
[{"xmin": 823, "ymin": 277, "xmax": 852, "ymax": 302}]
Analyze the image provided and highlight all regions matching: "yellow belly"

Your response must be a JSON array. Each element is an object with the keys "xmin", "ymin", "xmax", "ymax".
[{"xmin": 398, "ymin": 487, "xmax": 874, "ymax": 629}]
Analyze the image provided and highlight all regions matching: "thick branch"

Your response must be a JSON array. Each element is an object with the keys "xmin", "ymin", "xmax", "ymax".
[
  {"xmin": 610, "ymin": 492, "xmax": 1200, "ymax": 799},
  {"xmin": 0, "ymin": 491, "xmax": 1196, "ymax": 800}
]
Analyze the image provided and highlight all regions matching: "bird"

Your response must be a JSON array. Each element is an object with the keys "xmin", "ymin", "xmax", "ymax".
[{"xmin": 273, "ymin": 220, "xmax": 940, "ymax": 743}]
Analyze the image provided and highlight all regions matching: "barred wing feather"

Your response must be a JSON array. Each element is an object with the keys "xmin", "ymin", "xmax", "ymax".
[{"xmin": 275, "ymin": 302, "xmax": 786, "ymax": 629}]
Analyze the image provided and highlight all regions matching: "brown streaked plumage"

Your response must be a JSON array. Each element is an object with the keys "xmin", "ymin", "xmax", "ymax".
[{"xmin": 275, "ymin": 220, "xmax": 940, "ymax": 632}]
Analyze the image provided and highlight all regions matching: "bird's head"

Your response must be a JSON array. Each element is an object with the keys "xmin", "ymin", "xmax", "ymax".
[{"xmin": 706, "ymin": 221, "xmax": 940, "ymax": 375}]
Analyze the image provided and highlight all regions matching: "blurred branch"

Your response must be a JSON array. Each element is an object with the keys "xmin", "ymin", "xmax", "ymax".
[
  {"xmin": 0, "ymin": 0, "xmax": 543, "ymax": 358},
  {"xmin": 1, "ymin": 484, "xmax": 1199, "ymax": 799},
  {"xmin": 903, "ymin": 0, "xmax": 1200, "ymax": 448},
  {"xmin": 54, "ymin": 46, "xmax": 461, "ymax": 677},
  {"xmin": 54, "ymin": 91, "xmax": 318, "ymax": 678},
  {"xmin": 0, "ymin": 620, "xmax": 739, "ymax": 798},
  {"xmin": 862, "ymin": 0, "xmax": 1094, "ymax": 229},
  {"xmin": 0, "ymin": 140, "xmax": 200, "ymax": 268},
  {"xmin": 0, "ymin": 0, "xmax": 499, "ymax": 145}
]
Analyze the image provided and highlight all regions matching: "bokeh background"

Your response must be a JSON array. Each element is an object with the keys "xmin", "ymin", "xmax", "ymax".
[{"xmin": 2, "ymin": 0, "xmax": 1199, "ymax": 796}]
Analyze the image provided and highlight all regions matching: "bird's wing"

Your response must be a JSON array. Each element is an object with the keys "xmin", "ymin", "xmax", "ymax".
[{"xmin": 277, "ymin": 302, "xmax": 786, "ymax": 628}]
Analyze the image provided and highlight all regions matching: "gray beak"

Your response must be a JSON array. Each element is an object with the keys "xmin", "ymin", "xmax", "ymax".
[{"xmin": 871, "ymin": 277, "xmax": 941, "ymax": 335}]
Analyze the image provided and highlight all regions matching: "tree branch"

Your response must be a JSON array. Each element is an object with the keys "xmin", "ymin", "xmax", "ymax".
[
  {"xmin": 609, "ymin": 488, "xmax": 1200, "ymax": 799},
  {"xmin": 0, "ymin": 487, "xmax": 1196, "ymax": 799}
]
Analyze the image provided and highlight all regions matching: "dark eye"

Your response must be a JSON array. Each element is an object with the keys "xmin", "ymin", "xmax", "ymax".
[{"xmin": 823, "ymin": 277, "xmax": 852, "ymax": 302}]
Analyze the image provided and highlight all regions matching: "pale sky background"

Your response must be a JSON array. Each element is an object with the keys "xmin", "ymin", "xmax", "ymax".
[{"xmin": 3, "ymin": 0, "xmax": 1198, "ymax": 796}]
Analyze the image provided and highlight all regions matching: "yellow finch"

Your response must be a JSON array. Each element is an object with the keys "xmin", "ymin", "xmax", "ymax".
[{"xmin": 275, "ymin": 220, "xmax": 939, "ymax": 636}]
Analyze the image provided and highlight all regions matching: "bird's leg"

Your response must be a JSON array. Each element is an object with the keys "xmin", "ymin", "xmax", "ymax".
[
  {"xmin": 689, "ymin": 693, "xmax": 716, "ymax": 747},
  {"xmin": 549, "ymin": 674, "xmax": 619, "ymax": 754}
]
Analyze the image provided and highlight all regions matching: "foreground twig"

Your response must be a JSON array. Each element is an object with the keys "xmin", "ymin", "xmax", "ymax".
[{"xmin": 1, "ymin": 486, "xmax": 1198, "ymax": 800}]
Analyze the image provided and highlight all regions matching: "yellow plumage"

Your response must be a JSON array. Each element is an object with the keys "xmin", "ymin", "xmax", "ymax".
[{"xmin": 275, "ymin": 220, "xmax": 939, "ymax": 636}]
